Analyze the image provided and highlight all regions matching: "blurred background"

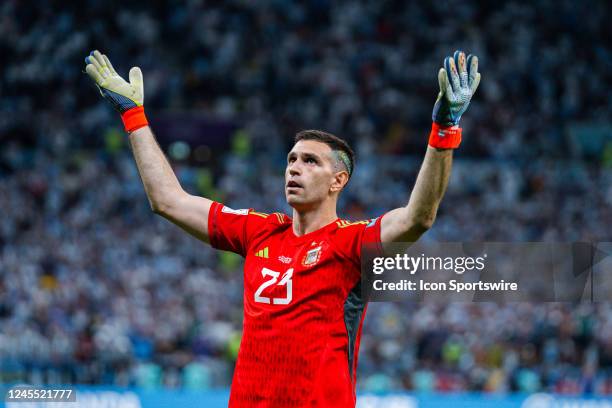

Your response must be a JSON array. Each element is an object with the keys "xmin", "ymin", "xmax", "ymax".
[{"xmin": 1, "ymin": 0, "xmax": 611, "ymax": 406}]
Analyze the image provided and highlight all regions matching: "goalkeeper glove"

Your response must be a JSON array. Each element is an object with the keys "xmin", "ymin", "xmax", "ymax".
[
  {"xmin": 84, "ymin": 50, "xmax": 148, "ymax": 133},
  {"xmin": 429, "ymin": 50, "xmax": 481, "ymax": 149}
]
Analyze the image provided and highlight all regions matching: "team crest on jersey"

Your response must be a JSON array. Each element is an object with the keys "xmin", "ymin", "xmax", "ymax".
[
  {"xmin": 302, "ymin": 247, "xmax": 321, "ymax": 266},
  {"xmin": 302, "ymin": 243, "xmax": 323, "ymax": 266}
]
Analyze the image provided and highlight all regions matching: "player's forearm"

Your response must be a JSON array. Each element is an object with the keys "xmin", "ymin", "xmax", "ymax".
[
  {"xmin": 401, "ymin": 49, "xmax": 477, "ymax": 228},
  {"xmin": 381, "ymin": 51, "xmax": 479, "ymax": 243},
  {"xmin": 404, "ymin": 146, "xmax": 453, "ymax": 229},
  {"xmin": 83, "ymin": 51, "xmax": 215, "ymax": 236},
  {"xmin": 128, "ymin": 126, "xmax": 184, "ymax": 213}
]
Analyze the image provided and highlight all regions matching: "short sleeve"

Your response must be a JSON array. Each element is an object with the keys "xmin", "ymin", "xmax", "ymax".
[
  {"xmin": 335, "ymin": 214, "xmax": 385, "ymax": 267},
  {"xmin": 207, "ymin": 202, "xmax": 272, "ymax": 257}
]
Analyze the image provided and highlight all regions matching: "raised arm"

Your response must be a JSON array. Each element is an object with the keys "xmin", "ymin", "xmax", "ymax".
[
  {"xmin": 128, "ymin": 126, "xmax": 213, "ymax": 243},
  {"xmin": 84, "ymin": 50, "xmax": 213, "ymax": 243},
  {"xmin": 381, "ymin": 50, "xmax": 481, "ymax": 243}
]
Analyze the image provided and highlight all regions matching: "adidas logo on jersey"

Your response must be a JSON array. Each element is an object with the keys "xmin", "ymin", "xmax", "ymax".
[{"xmin": 255, "ymin": 247, "xmax": 269, "ymax": 258}]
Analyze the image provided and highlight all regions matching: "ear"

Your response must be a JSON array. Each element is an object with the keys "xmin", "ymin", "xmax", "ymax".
[{"xmin": 330, "ymin": 171, "xmax": 349, "ymax": 193}]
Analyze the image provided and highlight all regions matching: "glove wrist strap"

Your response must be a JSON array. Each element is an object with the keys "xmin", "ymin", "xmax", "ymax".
[
  {"xmin": 121, "ymin": 106, "xmax": 148, "ymax": 133},
  {"xmin": 429, "ymin": 122, "xmax": 462, "ymax": 149}
]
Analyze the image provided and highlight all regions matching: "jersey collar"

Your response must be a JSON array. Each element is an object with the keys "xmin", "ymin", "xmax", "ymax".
[{"xmin": 287, "ymin": 218, "xmax": 340, "ymax": 245}]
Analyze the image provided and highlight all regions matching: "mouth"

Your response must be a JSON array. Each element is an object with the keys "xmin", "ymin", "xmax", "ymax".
[{"xmin": 286, "ymin": 180, "xmax": 303, "ymax": 192}]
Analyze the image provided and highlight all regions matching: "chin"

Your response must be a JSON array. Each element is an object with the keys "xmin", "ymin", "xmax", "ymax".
[
  {"xmin": 286, "ymin": 195, "xmax": 300, "ymax": 207},
  {"xmin": 286, "ymin": 195, "xmax": 309, "ymax": 210}
]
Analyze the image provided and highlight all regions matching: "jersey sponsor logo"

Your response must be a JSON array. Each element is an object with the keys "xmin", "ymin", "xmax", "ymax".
[
  {"xmin": 221, "ymin": 206, "xmax": 249, "ymax": 215},
  {"xmin": 255, "ymin": 247, "xmax": 269, "ymax": 258},
  {"xmin": 278, "ymin": 255, "xmax": 292, "ymax": 264}
]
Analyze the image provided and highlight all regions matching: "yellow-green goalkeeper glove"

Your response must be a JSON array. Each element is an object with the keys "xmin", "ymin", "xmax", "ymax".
[
  {"xmin": 84, "ymin": 50, "xmax": 148, "ymax": 133},
  {"xmin": 429, "ymin": 50, "xmax": 481, "ymax": 149}
]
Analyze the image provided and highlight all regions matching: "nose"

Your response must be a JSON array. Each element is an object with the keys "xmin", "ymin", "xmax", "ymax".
[{"xmin": 288, "ymin": 161, "xmax": 301, "ymax": 176}]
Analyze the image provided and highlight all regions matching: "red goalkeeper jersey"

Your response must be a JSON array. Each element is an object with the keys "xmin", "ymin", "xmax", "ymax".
[{"xmin": 207, "ymin": 202, "xmax": 384, "ymax": 407}]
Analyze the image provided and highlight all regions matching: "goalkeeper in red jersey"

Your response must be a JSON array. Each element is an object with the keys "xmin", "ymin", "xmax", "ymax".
[{"xmin": 85, "ymin": 49, "xmax": 479, "ymax": 407}]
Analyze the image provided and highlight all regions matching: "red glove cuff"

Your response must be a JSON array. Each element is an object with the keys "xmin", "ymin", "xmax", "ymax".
[
  {"xmin": 121, "ymin": 106, "xmax": 149, "ymax": 133},
  {"xmin": 428, "ymin": 122, "xmax": 462, "ymax": 149}
]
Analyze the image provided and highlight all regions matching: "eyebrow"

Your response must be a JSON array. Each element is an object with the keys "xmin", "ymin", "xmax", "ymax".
[{"xmin": 287, "ymin": 151, "xmax": 323, "ymax": 162}]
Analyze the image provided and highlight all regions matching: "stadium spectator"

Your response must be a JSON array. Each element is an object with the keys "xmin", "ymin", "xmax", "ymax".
[{"xmin": 1, "ymin": 0, "xmax": 610, "ymax": 395}]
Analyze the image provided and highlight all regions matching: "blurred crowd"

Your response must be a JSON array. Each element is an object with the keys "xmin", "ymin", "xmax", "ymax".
[{"xmin": 1, "ymin": 0, "xmax": 611, "ymax": 395}]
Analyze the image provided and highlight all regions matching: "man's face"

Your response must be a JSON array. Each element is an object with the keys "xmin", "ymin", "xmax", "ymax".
[{"xmin": 285, "ymin": 140, "xmax": 340, "ymax": 210}]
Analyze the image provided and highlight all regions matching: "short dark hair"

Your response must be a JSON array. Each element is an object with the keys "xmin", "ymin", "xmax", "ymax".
[{"xmin": 294, "ymin": 130, "xmax": 355, "ymax": 178}]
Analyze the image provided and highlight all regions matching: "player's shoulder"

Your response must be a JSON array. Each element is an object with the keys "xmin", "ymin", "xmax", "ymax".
[
  {"xmin": 243, "ymin": 210, "xmax": 292, "ymax": 244},
  {"xmin": 248, "ymin": 210, "xmax": 291, "ymax": 226},
  {"xmin": 335, "ymin": 218, "xmax": 378, "ymax": 229},
  {"xmin": 335, "ymin": 219, "xmax": 371, "ymax": 229},
  {"xmin": 329, "ymin": 217, "xmax": 382, "ymax": 261},
  {"xmin": 332, "ymin": 217, "xmax": 379, "ymax": 235},
  {"xmin": 217, "ymin": 205, "xmax": 292, "ymax": 240},
  {"xmin": 217, "ymin": 204, "xmax": 289, "ymax": 224}
]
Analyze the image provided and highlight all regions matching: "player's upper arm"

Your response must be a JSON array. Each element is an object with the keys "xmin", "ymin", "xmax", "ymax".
[
  {"xmin": 155, "ymin": 191, "xmax": 214, "ymax": 244},
  {"xmin": 380, "ymin": 207, "xmax": 431, "ymax": 243}
]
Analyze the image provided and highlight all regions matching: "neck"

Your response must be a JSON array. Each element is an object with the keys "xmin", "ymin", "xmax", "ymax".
[{"xmin": 292, "ymin": 203, "xmax": 338, "ymax": 236}]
